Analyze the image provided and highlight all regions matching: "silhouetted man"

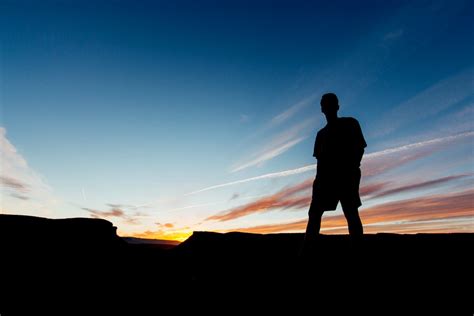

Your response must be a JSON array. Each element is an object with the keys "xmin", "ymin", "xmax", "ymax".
[{"xmin": 304, "ymin": 93, "xmax": 366, "ymax": 245}]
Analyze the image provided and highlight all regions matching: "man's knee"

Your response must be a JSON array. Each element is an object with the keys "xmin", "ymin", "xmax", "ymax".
[
  {"xmin": 342, "ymin": 206, "xmax": 359, "ymax": 217},
  {"xmin": 308, "ymin": 202, "xmax": 324, "ymax": 219},
  {"xmin": 343, "ymin": 208, "xmax": 362, "ymax": 225}
]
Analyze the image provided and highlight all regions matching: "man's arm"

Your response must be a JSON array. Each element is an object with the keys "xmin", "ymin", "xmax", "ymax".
[
  {"xmin": 352, "ymin": 118, "xmax": 367, "ymax": 165},
  {"xmin": 313, "ymin": 132, "xmax": 321, "ymax": 159}
]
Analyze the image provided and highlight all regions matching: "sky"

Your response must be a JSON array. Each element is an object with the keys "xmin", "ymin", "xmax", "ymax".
[{"xmin": 1, "ymin": 0, "xmax": 473, "ymax": 241}]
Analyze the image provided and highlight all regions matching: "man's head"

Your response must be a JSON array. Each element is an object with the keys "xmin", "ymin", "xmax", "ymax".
[
  {"xmin": 320, "ymin": 93, "xmax": 339, "ymax": 117},
  {"xmin": 321, "ymin": 93, "xmax": 339, "ymax": 114}
]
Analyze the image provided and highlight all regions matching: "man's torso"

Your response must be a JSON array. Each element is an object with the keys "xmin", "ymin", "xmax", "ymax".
[{"xmin": 314, "ymin": 117, "xmax": 366, "ymax": 175}]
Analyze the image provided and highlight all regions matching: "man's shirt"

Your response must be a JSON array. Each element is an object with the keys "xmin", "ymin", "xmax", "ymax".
[{"xmin": 313, "ymin": 117, "xmax": 367, "ymax": 174}]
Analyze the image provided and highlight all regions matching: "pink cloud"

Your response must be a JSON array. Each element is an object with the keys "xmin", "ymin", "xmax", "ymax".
[{"xmin": 226, "ymin": 189, "xmax": 474, "ymax": 234}]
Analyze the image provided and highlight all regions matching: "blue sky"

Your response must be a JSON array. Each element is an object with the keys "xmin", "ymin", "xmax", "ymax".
[{"xmin": 1, "ymin": 0, "xmax": 473, "ymax": 240}]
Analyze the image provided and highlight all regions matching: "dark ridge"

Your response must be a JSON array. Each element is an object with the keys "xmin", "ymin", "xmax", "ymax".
[
  {"xmin": 0, "ymin": 214, "xmax": 124, "ymax": 248},
  {"xmin": 1, "ymin": 215, "xmax": 472, "ymax": 312}
]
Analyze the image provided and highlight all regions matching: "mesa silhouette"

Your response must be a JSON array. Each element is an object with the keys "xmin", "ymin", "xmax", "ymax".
[{"xmin": 1, "ymin": 214, "xmax": 472, "ymax": 312}]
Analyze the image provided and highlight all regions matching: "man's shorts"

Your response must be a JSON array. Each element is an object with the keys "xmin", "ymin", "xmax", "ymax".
[{"xmin": 310, "ymin": 168, "xmax": 362, "ymax": 212}]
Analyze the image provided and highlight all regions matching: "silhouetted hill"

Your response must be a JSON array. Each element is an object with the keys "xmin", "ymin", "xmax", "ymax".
[
  {"xmin": 1, "ymin": 215, "xmax": 472, "ymax": 313},
  {"xmin": 176, "ymin": 230, "xmax": 474, "ymax": 258}
]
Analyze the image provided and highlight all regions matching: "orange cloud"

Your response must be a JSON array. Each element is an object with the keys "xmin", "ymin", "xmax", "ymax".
[
  {"xmin": 207, "ymin": 171, "xmax": 471, "ymax": 223},
  {"xmin": 225, "ymin": 219, "xmax": 307, "ymax": 234},
  {"xmin": 155, "ymin": 222, "xmax": 174, "ymax": 228},
  {"xmin": 226, "ymin": 189, "xmax": 474, "ymax": 234},
  {"xmin": 206, "ymin": 178, "xmax": 313, "ymax": 222},
  {"xmin": 322, "ymin": 217, "xmax": 473, "ymax": 234},
  {"xmin": 359, "ymin": 181, "xmax": 390, "ymax": 196},
  {"xmin": 358, "ymin": 189, "xmax": 473, "ymax": 224}
]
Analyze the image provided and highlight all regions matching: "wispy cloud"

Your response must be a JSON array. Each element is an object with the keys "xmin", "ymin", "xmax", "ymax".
[
  {"xmin": 369, "ymin": 174, "xmax": 471, "ymax": 199},
  {"xmin": 188, "ymin": 164, "xmax": 315, "ymax": 195},
  {"xmin": 231, "ymin": 118, "xmax": 316, "ymax": 173},
  {"xmin": 206, "ymin": 170, "xmax": 471, "ymax": 223},
  {"xmin": 0, "ymin": 176, "xmax": 29, "ymax": 192},
  {"xmin": 156, "ymin": 222, "xmax": 174, "ymax": 228},
  {"xmin": 362, "ymin": 131, "xmax": 474, "ymax": 176},
  {"xmin": 206, "ymin": 178, "xmax": 313, "ymax": 222},
  {"xmin": 190, "ymin": 131, "xmax": 473, "ymax": 195},
  {"xmin": 85, "ymin": 207, "xmax": 125, "ymax": 218},
  {"xmin": 83, "ymin": 206, "xmax": 145, "ymax": 225},
  {"xmin": 9, "ymin": 193, "xmax": 30, "ymax": 200},
  {"xmin": 106, "ymin": 203, "xmax": 137, "ymax": 209},
  {"xmin": 231, "ymin": 137, "xmax": 306, "ymax": 173},
  {"xmin": 81, "ymin": 187, "xmax": 87, "ymax": 202},
  {"xmin": 269, "ymin": 93, "xmax": 320, "ymax": 127},
  {"xmin": 359, "ymin": 181, "xmax": 390, "ymax": 197},
  {"xmin": 165, "ymin": 201, "xmax": 223, "ymax": 212},
  {"xmin": 225, "ymin": 219, "xmax": 307, "ymax": 234},
  {"xmin": 357, "ymin": 189, "xmax": 474, "ymax": 226},
  {"xmin": 332, "ymin": 217, "xmax": 473, "ymax": 234},
  {"xmin": 0, "ymin": 127, "xmax": 58, "ymax": 215},
  {"xmin": 226, "ymin": 189, "xmax": 474, "ymax": 234},
  {"xmin": 372, "ymin": 68, "xmax": 474, "ymax": 137}
]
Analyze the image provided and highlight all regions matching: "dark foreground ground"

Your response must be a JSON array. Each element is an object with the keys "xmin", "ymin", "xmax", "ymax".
[{"xmin": 1, "ymin": 215, "xmax": 472, "ymax": 313}]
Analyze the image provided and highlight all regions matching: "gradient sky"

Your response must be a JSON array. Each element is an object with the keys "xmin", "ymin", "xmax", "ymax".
[{"xmin": 1, "ymin": 0, "xmax": 473, "ymax": 241}]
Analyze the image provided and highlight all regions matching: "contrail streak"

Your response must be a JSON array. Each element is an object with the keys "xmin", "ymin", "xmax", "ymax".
[{"xmin": 187, "ymin": 131, "xmax": 473, "ymax": 195}]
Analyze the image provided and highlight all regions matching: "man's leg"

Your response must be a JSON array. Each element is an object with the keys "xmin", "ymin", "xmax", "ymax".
[
  {"xmin": 305, "ymin": 203, "xmax": 325, "ymax": 241},
  {"xmin": 342, "ymin": 207, "xmax": 363, "ymax": 237},
  {"xmin": 300, "ymin": 203, "xmax": 324, "ymax": 256}
]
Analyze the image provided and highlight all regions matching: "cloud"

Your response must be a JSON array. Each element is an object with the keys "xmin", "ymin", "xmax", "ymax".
[
  {"xmin": 372, "ymin": 68, "xmax": 474, "ymax": 137},
  {"xmin": 83, "ymin": 206, "xmax": 143, "ymax": 225},
  {"xmin": 369, "ymin": 174, "xmax": 471, "ymax": 199},
  {"xmin": 226, "ymin": 219, "xmax": 307, "ymax": 234},
  {"xmin": 105, "ymin": 202, "xmax": 151, "ymax": 211},
  {"xmin": 165, "ymin": 201, "xmax": 223, "ymax": 212},
  {"xmin": 190, "ymin": 131, "xmax": 473, "ymax": 195},
  {"xmin": 0, "ymin": 127, "xmax": 58, "ymax": 215},
  {"xmin": 83, "ymin": 207, "xmax": 125, "ymax": 218},
  {"xmin": 269, "ymin": 93, "xmax": 320, "ymax": 127},
  {"xmin": 207, "ymin": 171, "xmax": 472, "ymax": 223},
  {"xmin": 81, "ymin": 187, "xmax": 87, "ymax": 202},
  {"xmin": 231, "ymin": 137, "xmax": 306, "ymax": 173},
  {"xmin": 10, "ymin": 193, "xmax": 30, "ymax": 200},
  {"xmin": 0, "ymin": 176, "xmax": 29, "ymax": 192},
  {"xmin": 187, "ymin": 164, "xmax": 316, "ymax": 195},
  {"xmin": 230, "ymin": 118, "xmax": 316, "ymax": 173},
  {"xmin": 156, "ymin": 222, "xmax": 174, "ymax": 228},
  {"xmin": 362, "ymin": 131, "xmax": 474, "ymax": 176},
  {"xmin": 106, "ymin": 203, "xmax": 136, "ymax": 209},
  {"xmin": 322, "ymin": 217, "xmax": 474, "ymax": 234},
  {"xmin": 206, "ymin": 178, "xmax": 313, "ymax": 222},
  {"xmin": 359, "ymin": 189, "xmax": 473, "ymax": 225},
  {"xmin": 226, "ymin": 189, "xmax": 474, "ymax": 234},
  {"xmin": 359, "ymin": 181, "xmax": 390, "ymax": 197}
]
